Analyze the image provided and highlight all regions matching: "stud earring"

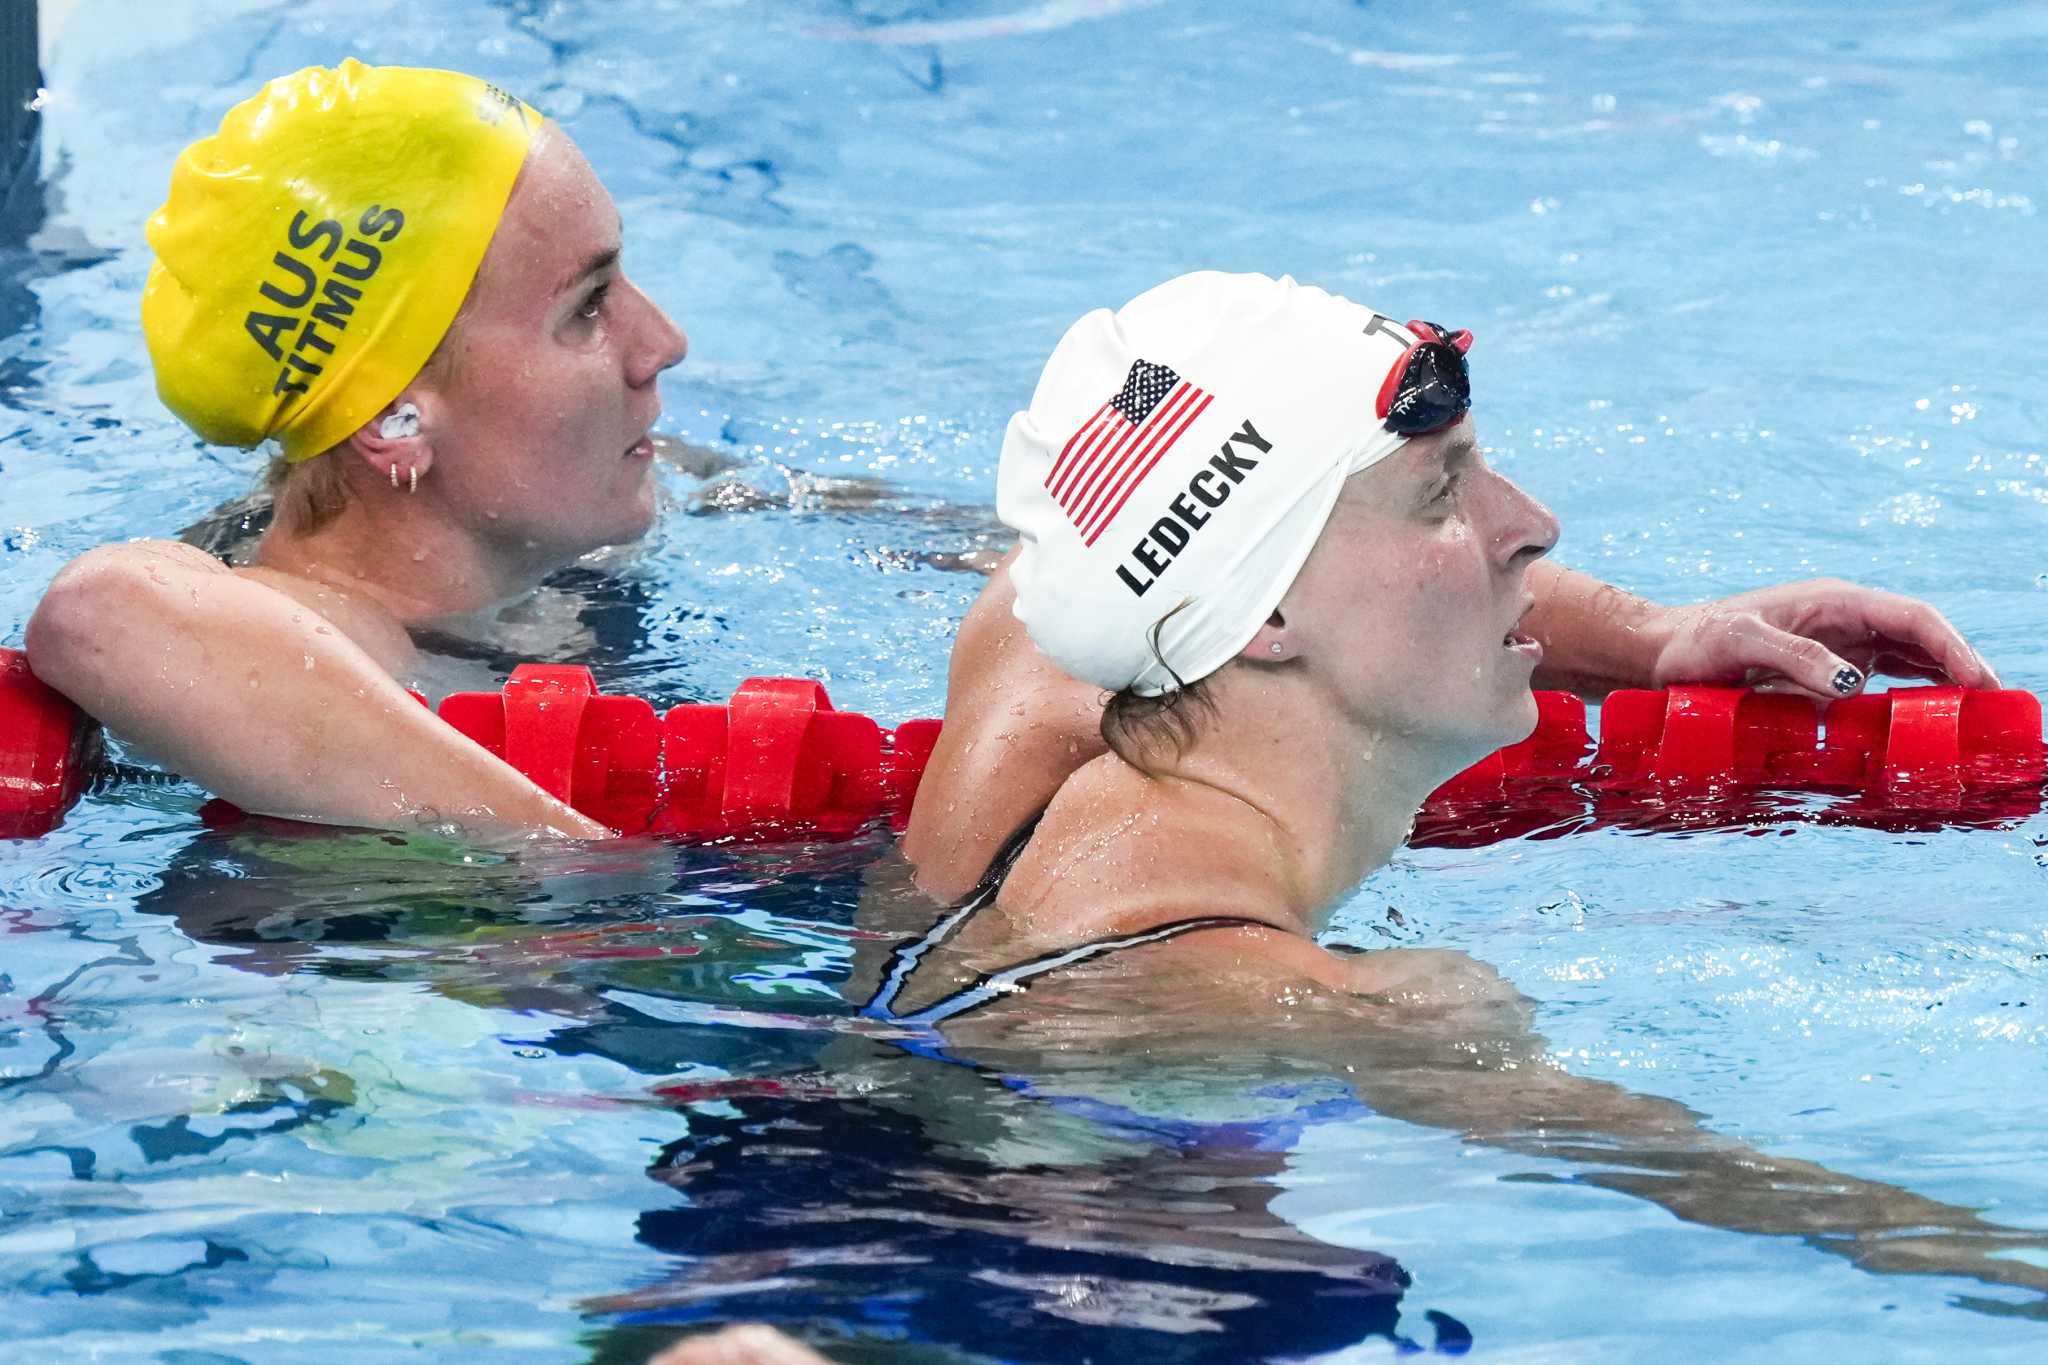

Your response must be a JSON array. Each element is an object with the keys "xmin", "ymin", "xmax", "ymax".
[{"xmin": 1269, "ymin": 642, "xmax": 1284, "ymax": 656}]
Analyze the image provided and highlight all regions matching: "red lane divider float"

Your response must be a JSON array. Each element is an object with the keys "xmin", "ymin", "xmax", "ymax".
[
  {"xmin": 1410, "ymin": 684, "xmax": 2045, "ymax": 847},
  {"xmin": 1597, "ymin": 685, "xmax": 2045, "ymax": 797},
  {"xmin": 1, "ymin": 647, "xmax": 2041, "ymax": 841},
  {"xmin": 0, "ymin": 650, "xmax": 100, "ymax": 839}
]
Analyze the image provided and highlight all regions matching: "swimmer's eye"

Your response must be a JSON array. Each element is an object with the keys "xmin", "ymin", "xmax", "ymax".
[
  {"xmin": 576, "ymin": 282, "xmax": 612, "ymax": 322},
  {"xmin": 1429, "ymin": 471, "xmax": 1462, "ymax": 505}
]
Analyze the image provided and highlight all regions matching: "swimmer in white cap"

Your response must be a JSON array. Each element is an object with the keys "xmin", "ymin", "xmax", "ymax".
[
  {"xmin": 903, "ymin": 272, "xmax": 1998, "ymax": 898},
  {"xmin": 897, "ymin": 270, "xmax": 1574, "ymax": 992},
  {"xmin": 866, "ymin": 272, "xmax": 2047, "ymax": 1301}
]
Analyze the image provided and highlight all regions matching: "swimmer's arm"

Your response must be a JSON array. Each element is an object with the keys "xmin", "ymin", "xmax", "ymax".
[
  {"xmin": 652, "ymin": 433, "xmax": 904, "ymax": 516},
  {"xmin": 650, "ymin": 434, "xmax": 746, "ymax": 480},
  {"xmin": 646, "ymin": 1325, "xmax": 835, "ymax": 1365},
  {"xmin": 901, "ymin": 548, "xmax": 1106, "ymax": 900},
  {"xmin": 1103, "ymin": 932, "xmax": 2048, "ymax": 1299},
  {"xmin": 1521, "ymin": 561, "xmax": 1669, "ymax": 697},
  {"xmin": 1524, "ymin": 562, "xmax": 1998, "ymax": 701},
  {"xmin": 1319, "ymin": 948, "xmax": 2048, "ymax": 1299},
  {"xmin": 24, "ymin": 540, "xmax": 610, "ymax": 839}
]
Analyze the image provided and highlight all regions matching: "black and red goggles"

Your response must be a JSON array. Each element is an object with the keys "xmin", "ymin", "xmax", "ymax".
[{"xmin": 1374, "ymin": 320, "xmax": 1473, "ymax": 437}]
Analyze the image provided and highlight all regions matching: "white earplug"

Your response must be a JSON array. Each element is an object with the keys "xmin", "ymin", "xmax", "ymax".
[{"xmin": 378, "ymin": 402, "xmax": 421, "ymax": 440}]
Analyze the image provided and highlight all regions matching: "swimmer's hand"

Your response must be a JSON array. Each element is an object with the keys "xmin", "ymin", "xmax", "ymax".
[
  {"xmin": 647, "ymin": 1325, "xmax": 834, "ymax": 1365},
  {"xmin": 1645, "ymin": 578, "xmax": 2001, "ymax": 701}
]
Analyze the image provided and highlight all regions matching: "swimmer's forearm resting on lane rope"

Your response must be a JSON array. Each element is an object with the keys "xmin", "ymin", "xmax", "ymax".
[
  {"xmin": 1523, "ymin": 561, "xmax": 1996, "ymax": 700},
  {"xmin": 24, "ymin": 541, "xmax": 610, "ymax": 839}
]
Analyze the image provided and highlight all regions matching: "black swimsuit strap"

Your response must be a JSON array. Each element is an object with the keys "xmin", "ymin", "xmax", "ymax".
[
  {"xmin": 864, "ymin": 811, "xmax": 1044, "ymax": 1020},
  {"xmin": 886, "ymin": 914, "xmax": 1271, "ymax": 1027},
  {"xmin": 863, "ymin": 810, "xmax": 1271, "ymax": 1025}
]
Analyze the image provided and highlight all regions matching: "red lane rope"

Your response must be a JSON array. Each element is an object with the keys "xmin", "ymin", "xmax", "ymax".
[{"xmin": 1, "ymin": 648, "xmax": 2040, "ymax": 841}]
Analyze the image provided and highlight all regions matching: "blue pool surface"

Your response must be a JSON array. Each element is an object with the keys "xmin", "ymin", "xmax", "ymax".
[{"xmin": 3, "ymin": 1, "xmax": 2046, "ymax": 1360}]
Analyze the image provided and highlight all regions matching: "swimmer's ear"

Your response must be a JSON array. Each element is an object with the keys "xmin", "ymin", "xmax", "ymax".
[
  {"xmin": 344, "ymin": 397, "xmax": 435, "ymax": 489},
  {"xmin": 1242, "ymin": 609, "xmax": 1294, "ymax": 664}
]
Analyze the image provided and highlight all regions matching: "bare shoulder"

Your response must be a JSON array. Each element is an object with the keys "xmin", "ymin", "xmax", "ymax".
[
  {"xmin": 1334, "ymin": 946, "xmax": 1522, "ymax": 1011},
  {"xmin": 994, "ymin": 773, "xmax": 1522, "ymax": 1015},
  {"xmin": 27, "ymin": 538, "xmax": 411, "ymax": 712},
  {"xmin": 938, "ymin": 911, "xmax": 1531, "ymax": 1072},
  {"xmin": 45, "ymin": 536, "xmax": 224, "ymax": 584},
  {"xmin": 31, "ymin": 538, "xmax": 235, "ymax": 645},
  {"xmin": 37, "ymin": 539, "xmax": 412, "ymax": 675},
  {"xmin": 994, "ymin": 764, "xmax": 1292, "ymax": 935},
  {"xmin": 235, "ymin": 563, "xmax": 415, "ymax": 674},
  {"xmin": 1066, "ymin": 930, "xmax": 1528, "ymax": 1041}
]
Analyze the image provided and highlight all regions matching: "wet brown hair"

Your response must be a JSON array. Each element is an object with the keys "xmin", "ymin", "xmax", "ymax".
[
  {"xmin": 1099, "ymin": 676, "xmax": 1218, "ymax": 772},
  {"xmin": 1098, "ymin": 601, "xmax": 1221, "ymax": 771}
]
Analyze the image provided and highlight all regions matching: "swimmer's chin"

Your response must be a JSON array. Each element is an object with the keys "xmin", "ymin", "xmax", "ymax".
[
  {"xmin": 1438, "ymin": 689, "xmax": 1542, "ymax": 774},
  {"xmin": 582, "ymin": 478, "xmax": 662, "ymax": 552},
  {"xmin": 1506, "ymin": 686, "xmax": 1543, "ymax": 743}
]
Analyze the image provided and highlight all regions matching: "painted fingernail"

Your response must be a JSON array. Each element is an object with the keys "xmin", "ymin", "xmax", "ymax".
[{"xmin": 1831, "ymin": 666, "xmax": 1863, "ymax": 695}]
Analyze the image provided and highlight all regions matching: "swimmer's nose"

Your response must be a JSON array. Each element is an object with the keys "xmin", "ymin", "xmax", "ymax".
[
  {"xmin": 1489, "ymin": 471, "xmax": 1560, "ymax": 569},
  {"xmin": 621, "ymin": 277, "xmax": 688, "ymax": 387}
]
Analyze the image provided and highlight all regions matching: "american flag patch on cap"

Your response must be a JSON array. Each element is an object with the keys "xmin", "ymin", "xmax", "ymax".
[{"xmin": 1042, "ymin": 360, "xmax": 1213, "ymax": 545}]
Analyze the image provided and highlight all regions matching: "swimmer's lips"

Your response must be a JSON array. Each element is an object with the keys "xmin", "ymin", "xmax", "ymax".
[
  {"xmin": 625, "ymin": 434, "xmax": 655, "ymax": 460},
  {"xmin": 1504, "ymin": 602, "xmax": 1542, "ymax": 661}
]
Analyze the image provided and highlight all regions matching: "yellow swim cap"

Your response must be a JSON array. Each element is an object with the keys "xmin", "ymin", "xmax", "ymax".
[{"xmin": 142, "ymin": 60, "xmax": 541, "ymax": 462}]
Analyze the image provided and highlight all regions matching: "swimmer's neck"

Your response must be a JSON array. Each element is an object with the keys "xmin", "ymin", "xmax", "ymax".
[
  {"xmin": 1145, "ymin": 668, "xmax": 1454, "ymax": 924},
  {"xmin": 254, "ymin": 494, "xmax": 581, "ymax": 624}
]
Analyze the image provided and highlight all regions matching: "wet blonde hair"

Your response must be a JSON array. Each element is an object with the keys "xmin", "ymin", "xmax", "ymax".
[
  {"xmin": 257, "ymin": 302, "xmax": 470, "ymax": 536},
  {"xmin": 261, "ymin": 448, "xmax": 355, "ymax": 536}
]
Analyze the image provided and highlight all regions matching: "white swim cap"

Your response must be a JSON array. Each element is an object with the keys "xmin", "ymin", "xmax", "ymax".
[{"xmin": 1000, "ymin": 271, "xmax": 1450, "ymax": 695}]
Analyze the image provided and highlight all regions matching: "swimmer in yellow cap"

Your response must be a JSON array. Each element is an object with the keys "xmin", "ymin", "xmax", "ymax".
[{"xmin": 26, "ymin": 61, "xmax": 685, "ymax": 837}]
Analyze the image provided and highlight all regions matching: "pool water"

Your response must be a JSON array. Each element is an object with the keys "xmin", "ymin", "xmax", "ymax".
[{"xmin": 4, "ymin": 0, "xmax": 2047, "ymax": 1360}]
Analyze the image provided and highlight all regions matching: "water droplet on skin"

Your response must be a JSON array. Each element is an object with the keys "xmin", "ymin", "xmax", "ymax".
[{"xmin": 303, "ymin": 655, "xmax": 316, "ymax": 671}]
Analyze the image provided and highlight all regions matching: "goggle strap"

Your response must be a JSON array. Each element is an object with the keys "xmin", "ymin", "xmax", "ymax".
[
  {"xmin": 1406, "ymin": 320, "xmax": 1473, "ymax": 355},
  {"xmin": 1373, "ymin": 351, "xmax": 1409, "ymax": 421}
]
